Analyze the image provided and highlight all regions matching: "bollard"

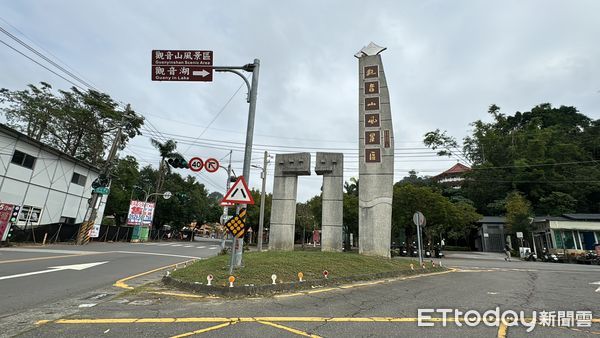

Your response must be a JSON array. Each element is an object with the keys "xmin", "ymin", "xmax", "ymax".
[
  {"xmin": 323, "ymin": 270, "xmax": 329, "ymax": 279},
  {"xmin": 207, "ymin": 274, "xmax": 213, "ymax": 286},
  {"xmin": 432, "ymin": 260, "xmax": 436, "ymax": 268},
  {"xmin": 298, "ymin": 272, "xmax": 304, "ymax": 282},
  {"xmin": 410, "ymin": 264, "xmax": 414, "ymax": 271},
  {"xmin": 228, "ymin": 276, "xmax": 235, "ymax": 288},
  {"xmin": 271, "ymin": 274, "xmax": 277, "ymax": 285},
  {"xmin": 439, "ymin": 260, "xmax": 443, "ymax": 267},
  {"xmin": 422, "ymin": 263, "xmax": 426, "ymax": 269}
]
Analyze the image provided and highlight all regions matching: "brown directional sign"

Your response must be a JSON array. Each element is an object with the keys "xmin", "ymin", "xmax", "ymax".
[{"xmin": 151, "ymin": 50, "xmax": 213, "ymax": 82}]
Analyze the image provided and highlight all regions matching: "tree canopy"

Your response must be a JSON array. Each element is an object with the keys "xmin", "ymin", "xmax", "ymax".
[
  {"xmin": 424, "ymin": 103, "xmax": 600, "ymax": 215},
  {"xmin": 1, "ymin": 82, "xmax": 143, "ymax": 166}
]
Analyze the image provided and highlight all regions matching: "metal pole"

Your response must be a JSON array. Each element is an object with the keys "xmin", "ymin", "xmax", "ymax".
[
  {"xmin": 416, "ymin": 216, "xmax": 423, "ymax": 266},
  {"xmin": 257, "ymin": 151, "xmax": 268, "ymax": 251},
  {"xmin": 234, "ymin": 59, "xmax": 260, "ymax": 267}
]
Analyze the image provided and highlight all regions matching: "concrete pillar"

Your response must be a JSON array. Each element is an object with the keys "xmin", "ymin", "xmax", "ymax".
[
  {"xmin": 356, "ymin": 43, "xmax": 394, "ymax": 258},
  {"xmin": 315, "ymin": 152, "xmax": 344, "ymax": 252},
  {"xmin": 269, "ymin": 153, "xmax": 311, "ymax": 251}
]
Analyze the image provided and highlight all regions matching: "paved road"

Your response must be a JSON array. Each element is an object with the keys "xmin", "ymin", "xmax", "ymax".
[
  {"xmin": 0, "ymin": 239, "xmax": 223, "ymax": 336},
  {"xmin": 6, "ymin": 249, "xmax": 600, "ymax": 337}
]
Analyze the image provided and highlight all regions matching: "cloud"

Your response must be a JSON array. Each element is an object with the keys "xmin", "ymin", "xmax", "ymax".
[{"xmin": 1, "ymin": 0, "xmax": 599, "ymax": 201}]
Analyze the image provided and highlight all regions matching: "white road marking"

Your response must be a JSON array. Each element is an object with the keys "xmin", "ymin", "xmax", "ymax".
[
  {"xmin": 78, "ymin": 303, "xmax": 97, "ymax": 308},
  {"xmin": 0, "ymin": 248, "xmax": 99, "ymax": 255},
  {"xmin": 197, "ymin": 246, "xmax": 206, "ymax": 249},
  {"xmin": 0, "ymin": 261, "xmax": 108, "ymax": 281},
  {"xmin": 112, "ymin": 251, "xmax": 201, "ymax": 259},
  {"xmin": 170, "ymin": 244, "xmax": 183, "ymax": 247},
  {"xmin": 208, "ymin": 247, "xmax": 218, "ymax": 250},
  {"xmin": 184, "ymin": 245, "xmax": 194, "ymax": 248},
  {"xmin": 590, "ymin": 281, "xmax": 600, "ymax": 292}
]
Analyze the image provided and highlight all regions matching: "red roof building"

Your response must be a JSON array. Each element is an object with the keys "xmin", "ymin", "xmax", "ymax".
[{"xmin": 432, "ymin": 163, "xmax": 471, "ymax": 188}]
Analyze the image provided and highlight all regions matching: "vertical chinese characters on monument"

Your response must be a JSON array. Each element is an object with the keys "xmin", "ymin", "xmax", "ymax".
[{"xmin": 356, "ymin": 42, "xmax": 394, "ymax": 258}]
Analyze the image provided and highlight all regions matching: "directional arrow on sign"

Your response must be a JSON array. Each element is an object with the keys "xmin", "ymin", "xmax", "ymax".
[
  {"xmin": 192, "ymin": 70, "xmax": 210, "ymax": 77},
  {"xmin": 0, "ymin": 261, "xmax": 108, "ymax": 281},
  {"xmin": 590, "ymin": 281, "xmax": 600, "ymax": 292}
]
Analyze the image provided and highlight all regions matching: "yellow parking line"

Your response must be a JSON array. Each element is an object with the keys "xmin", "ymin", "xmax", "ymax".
[
  {"xmin": 113, "ymin": 259, "xmax": 197, "ymax": 290},
  {"xmin": 257, "ymin": 321, "xmax": 321, "ymax": 337},
  {"xmin": 170, "ymin": 322, "xmax": 234, "ymax": 338}
]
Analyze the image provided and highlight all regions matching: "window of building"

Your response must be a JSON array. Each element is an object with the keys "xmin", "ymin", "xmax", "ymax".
[
  {"xmin": 18, "ymin": 205, "xmax": 42, "ymax": 224},
  {"xmin": 59, "ymin": 216, "xmax": 76, "ymax": 224},
  {"xmin": 71, "ymin": 172, "xmax": 87, "ymax": 186},
  {"xmin": 11, "ymin": 150, "xmax": 36, "ymax": 169}
]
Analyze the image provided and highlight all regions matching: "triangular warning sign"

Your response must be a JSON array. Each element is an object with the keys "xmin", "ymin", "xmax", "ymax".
[{"xmin": 221, "ymin": 176, "xmax": 255, "ymax": 205}]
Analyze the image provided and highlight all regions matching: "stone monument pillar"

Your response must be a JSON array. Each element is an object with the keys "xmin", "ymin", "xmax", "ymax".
[
  {"xmin": 315, "ymin": 152, "xmax": 344, "ymax": 252},
  {"xmin": 269, "ymin": 152, "xmax": 311, "ymax": 251},
  {"xmin": 355, "ymin": 42, "xmax": 394, "ymax": 258}
]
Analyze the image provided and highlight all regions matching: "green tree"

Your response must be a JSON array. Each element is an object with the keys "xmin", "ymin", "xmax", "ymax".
[
  {"xmin": 538, "ymin": 192, "xmax": 577, "ymax": 215},
  {"xmin": 103, "ymin": 156, "xmax": 140, "ymax": 225},
  {"xmin": 424, "ymin": 103, "xmax": 600, "ymax": 214},
  {"xmin": 1, "ymin": 83, "xmax": 143, "ymax": 165},
  {"xmin": 505, "ymin": 191, "xmax": 532, "ymax": 235},
  {"xmin": 150, "ymin": 138, "xmax": 179, "ymax": 195}
]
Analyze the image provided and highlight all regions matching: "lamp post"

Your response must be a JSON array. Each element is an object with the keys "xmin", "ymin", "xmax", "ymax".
[{"xmin": 214, "ymin": 59, "xmax": 260, "ymax": 267}]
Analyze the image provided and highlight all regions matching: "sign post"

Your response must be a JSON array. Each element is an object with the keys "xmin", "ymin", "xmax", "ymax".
[{"xmin": 413, "ymin": 211, "xmax": 426, "ymax": 266}]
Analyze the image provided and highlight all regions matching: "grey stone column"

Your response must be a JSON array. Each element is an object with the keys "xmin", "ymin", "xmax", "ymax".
[
  {"xmin": 315, "ymin": 152, "xmax": 344, "ymax": 252},
  {"xmin": 356, "ymin": 43, "xmax": 394, "ymax": 258},
  {"xmin": 269, "ymin": 153, "xmax": 311, "ymax": 251}
]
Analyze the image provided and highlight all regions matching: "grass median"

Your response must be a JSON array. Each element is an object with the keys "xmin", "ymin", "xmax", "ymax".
[{"xmin": 170, "ymin": 250, "xmax": 422, "ymax": 287}]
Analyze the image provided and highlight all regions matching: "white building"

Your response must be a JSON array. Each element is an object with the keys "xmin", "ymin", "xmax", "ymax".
[
  {"xmin": 532, "ymin": 214, "xmax": 600, "ymax": 253},
  {"xmin": 0, "ymin": 124, "xmax": 106, "ymax": 228}
]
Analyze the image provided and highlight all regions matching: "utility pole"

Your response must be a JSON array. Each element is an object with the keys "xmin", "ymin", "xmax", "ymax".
[
  {"xmin": 256, "ymin": 151, "xmax": 268, "ymax": 251},
  {"xmin": 77, "ymin": 121, "xmax": 123, "ymax": 245}
]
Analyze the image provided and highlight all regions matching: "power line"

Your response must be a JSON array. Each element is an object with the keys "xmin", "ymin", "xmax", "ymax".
[{"xmin": 0, "ymin": 38, "xmax": 86, "ymax": 91}]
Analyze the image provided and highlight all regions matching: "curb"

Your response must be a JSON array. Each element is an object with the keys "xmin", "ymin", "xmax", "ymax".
[{"xmin": 162, "ymin": 267, "xmax": 448, "ymax": 297}]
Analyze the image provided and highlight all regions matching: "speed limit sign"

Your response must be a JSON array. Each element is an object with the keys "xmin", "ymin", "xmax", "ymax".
[{"xmin": 188, "ymin": 157, "xmax": 204, "ymax": 172}]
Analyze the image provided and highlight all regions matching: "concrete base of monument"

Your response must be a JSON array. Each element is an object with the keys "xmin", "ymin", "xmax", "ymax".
[{"xmin": 160, "ymin": 251, "xmax": 448, "ymax": 298}]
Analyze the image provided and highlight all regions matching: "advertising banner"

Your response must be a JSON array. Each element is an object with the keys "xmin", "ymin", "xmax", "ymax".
[{"xmin": 126, "ymin": 200, "xmax": 155, "ymax": 226}]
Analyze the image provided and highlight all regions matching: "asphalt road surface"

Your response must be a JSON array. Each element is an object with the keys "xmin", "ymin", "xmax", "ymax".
[
  {"xmin": 0, "ymin": 239, "xmax": 224, "ymax": 336},
  {"xmin": 3, "ymin": 247, "xmax": 600, "ymax": 337}
]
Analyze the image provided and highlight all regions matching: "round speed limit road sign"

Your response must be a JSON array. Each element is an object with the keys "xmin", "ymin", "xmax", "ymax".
[{"xmin": 188, "ymin": 157, "xmax": 204, "ymax": 172}]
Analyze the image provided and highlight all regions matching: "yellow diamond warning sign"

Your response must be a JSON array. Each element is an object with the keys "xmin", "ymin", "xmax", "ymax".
[{"xmin": 225, "ymin": 208, "xmax": 248, "ymax": 238}]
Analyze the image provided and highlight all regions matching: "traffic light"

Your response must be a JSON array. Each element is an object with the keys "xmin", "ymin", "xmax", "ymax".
[
  {"xmin": 92, "ymin": 174, "xmax": 110, "ymax": 189},
  {"xmin": 168, "ymin": 157, "xmax": 189, "ymax": 169},
  {"xmin": 10, "ymin": 205, "xmax": 20, "ymax": 223}
]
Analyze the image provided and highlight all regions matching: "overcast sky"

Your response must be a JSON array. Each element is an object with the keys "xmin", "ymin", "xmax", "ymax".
[{"xmin": 1, "ymin": 0, "xmax": 599, "ymax": 201}]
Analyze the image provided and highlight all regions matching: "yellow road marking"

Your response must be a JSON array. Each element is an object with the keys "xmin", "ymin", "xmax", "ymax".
[
  {"xmin": 257, "ymin": 320, "xmax": 322, "ymax": 337},
  {"xmin": 149, "ymin": 291, "xmax": 207, "ymax": 299},
  {"xmin": 113, "ymin": 259, "xmax": 197, "ymax": 290},
  {"xmin": 170, "ymin": 322, "xmax": 234, "ymax": 338},
  {"xmin": 497, "ymin": 321, "xmax": 508, "ymax": 338},
  {"xmin": 35, "ymin": 320, "xmax": 50, "ymax": 325},
  {"xmin": 0, "ymin": 253, "xmax": 98, "ymax": 264}
]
